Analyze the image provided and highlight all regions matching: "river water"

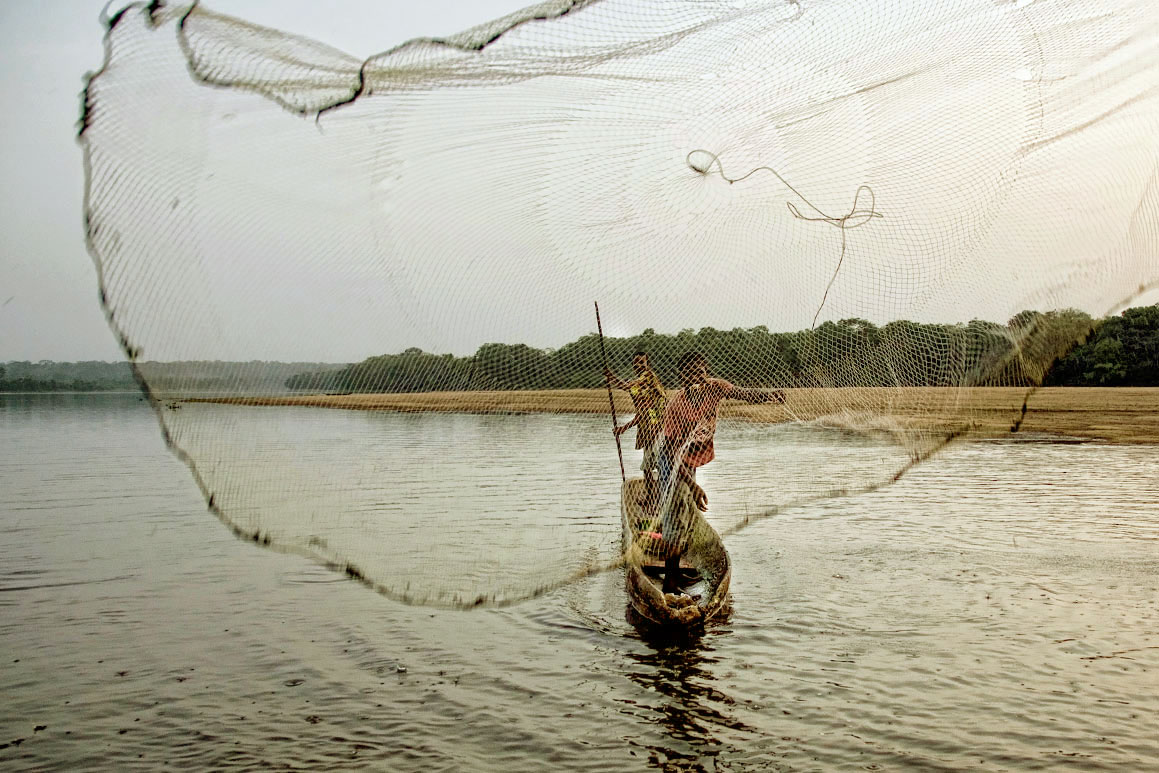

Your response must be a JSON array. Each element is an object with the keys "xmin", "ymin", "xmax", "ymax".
[{"xmin": 1, "ymin": 393, "xmax": 1156, "ymax": 771}]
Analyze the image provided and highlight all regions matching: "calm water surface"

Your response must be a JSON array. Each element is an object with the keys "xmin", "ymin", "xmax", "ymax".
[{"xmin": 1, "ymin": 393, "xmax": 1157, "ymax": 771}]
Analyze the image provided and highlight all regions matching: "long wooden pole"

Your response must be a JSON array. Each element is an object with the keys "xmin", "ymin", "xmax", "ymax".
[{"xmin": 595, "ymin": 301, "xmax": 626, "ymax": 482}]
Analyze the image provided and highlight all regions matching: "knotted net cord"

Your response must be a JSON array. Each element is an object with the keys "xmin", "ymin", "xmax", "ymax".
[{"xmin": 81, "ymin": 0, "xmax": 1158, "ymax": 608}]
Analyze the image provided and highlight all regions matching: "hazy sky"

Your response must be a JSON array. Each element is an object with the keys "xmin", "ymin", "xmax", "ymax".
[
  {"xmin": 0, "ymin": 0, "xmax": 532, "ymax": 362},
  {"xmin": 2, "ymin": 0, "xmax": 1155, "ymax": 363}
]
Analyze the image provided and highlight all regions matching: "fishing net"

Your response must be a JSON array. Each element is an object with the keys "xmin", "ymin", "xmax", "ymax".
[{"xmin": 81, "ymin": 0, "xmax": 1158, "ymax": 608}]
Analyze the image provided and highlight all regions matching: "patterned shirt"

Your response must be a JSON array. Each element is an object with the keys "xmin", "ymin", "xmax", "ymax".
[{"xmin": 626, "ymin": 370, "xmax": 666, "ymax": 449}]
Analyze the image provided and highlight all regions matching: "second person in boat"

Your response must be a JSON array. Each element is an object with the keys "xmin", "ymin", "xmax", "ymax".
[{"xmin": 605, "ymin": 350, "xmax": 666, "ymax": 504}]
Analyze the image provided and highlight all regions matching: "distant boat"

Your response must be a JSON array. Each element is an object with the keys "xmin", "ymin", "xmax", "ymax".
[{"xmin": 620, "ymin": 477, "xmax": 731, "ymax": 628}]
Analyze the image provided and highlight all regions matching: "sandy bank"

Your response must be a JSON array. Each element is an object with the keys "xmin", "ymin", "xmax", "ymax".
[{"xmin": 189, "ymin": 387, "xmax": 1159, "ymax": 444}]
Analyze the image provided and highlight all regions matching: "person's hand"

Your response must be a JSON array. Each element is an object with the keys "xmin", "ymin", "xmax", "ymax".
[
  {"xmin": 691, "ymin": 482, "xmax": 708, "ymax": 512},
  {"xmin": 613, "ymin": 424, "xmax": 627, "ymax": 437},
  {"xmin": 751, "ymin": 388, "xmax": 784, "ymax": 404},
  {"xmin": 603, "ymin": 367, "xmax": 615, "ymax": 382}
]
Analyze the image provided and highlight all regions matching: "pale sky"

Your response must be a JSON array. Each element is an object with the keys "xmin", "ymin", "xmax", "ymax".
[
  {"xmin": 1, "ymin": 1, "xmax": 1156, "ymax": 363},
  {"xmin": 0, "ymin": 0, "xmax": 533, "ymax": 362}
]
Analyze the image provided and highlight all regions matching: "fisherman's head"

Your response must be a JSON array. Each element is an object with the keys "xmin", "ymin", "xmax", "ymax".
[
  {"xmin": 631, "ymin": 350, "xmax": 650, "ymax": 376},
  {"xmin": 677, "ymin": 350, "xmax": 709, "ymax": 387}
]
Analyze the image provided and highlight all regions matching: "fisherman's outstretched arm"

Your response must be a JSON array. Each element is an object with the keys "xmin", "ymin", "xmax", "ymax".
[{"xmin": 727, "ymin": 385, "xmax": 785, "ymax": 404}]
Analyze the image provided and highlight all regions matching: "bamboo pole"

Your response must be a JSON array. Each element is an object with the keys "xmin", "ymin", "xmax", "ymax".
[{"xmin": 595, "ymin": 301, "xmax": 626, "ymax": 482}]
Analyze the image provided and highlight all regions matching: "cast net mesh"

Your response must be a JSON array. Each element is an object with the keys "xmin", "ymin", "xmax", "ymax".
[{"xmin": 81, "ymin": 0, "xmax": 1158, "ymax": 607}]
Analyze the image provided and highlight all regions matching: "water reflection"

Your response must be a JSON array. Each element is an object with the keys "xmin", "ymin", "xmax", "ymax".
[{"xmin": 621, "ymin": 620, "xmax": 750, "ymax": 771}]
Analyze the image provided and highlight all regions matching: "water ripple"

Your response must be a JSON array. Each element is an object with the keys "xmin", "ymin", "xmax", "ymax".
[{"xmin": 1, "ymin": 394, "xmax": 1156, "ymax": 771}]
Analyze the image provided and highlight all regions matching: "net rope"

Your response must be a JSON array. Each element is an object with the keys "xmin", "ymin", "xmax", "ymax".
[{"xmin": 81, "ymin": 0, "xmax": 1158, "ymax": 608}]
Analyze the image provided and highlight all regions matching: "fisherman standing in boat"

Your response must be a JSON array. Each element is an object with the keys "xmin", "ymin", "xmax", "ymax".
[
  {"xmin": 657, "ymin": 350, "xmax": 784, "ymax": 593},
  {"xmin": 605, "ymin": 351, "xmax": 666, "ymax": 502}
]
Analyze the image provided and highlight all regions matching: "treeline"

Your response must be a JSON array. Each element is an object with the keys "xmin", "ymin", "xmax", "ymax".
[
  {"xmin": 0, "ymin": 361, "xmax": 135, "ymax": 392},
  {"xmin": 286, "ymin": 305, "xmax": 1159, "ymax": 393},
  {"xmin": 1044, "ymin": 305, "xmax": 1159, "ymax": 386},
  {"xmin": 0, "ymin": 375, "xmax": 126, "ymax": 392},
  {"xmin": 135, "ymin": 361, "xmax": 345, "ymax": 393},
  {"xmin": 14, "ymin": 306, "xmax": 1151, "ymax": 395},
  {"xmin": 0, "ymin": 360, "xmax": 345, "ymax": 393}
]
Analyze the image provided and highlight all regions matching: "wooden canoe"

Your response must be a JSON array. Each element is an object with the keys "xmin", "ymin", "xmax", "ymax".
[{"xmin": 620, "ymin": 476, "xmax": 731, "ymax": 628}]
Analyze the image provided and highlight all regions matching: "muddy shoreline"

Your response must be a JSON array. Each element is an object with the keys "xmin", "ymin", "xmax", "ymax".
[{"xmin": 187, "ymin": 387, "xmax": 1159, "ymax": 444}]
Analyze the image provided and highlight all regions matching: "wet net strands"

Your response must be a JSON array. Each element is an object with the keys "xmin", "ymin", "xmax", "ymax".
[{"xmin": 81, "ymin": 0, "xmax": 1158, "ymax": 607}]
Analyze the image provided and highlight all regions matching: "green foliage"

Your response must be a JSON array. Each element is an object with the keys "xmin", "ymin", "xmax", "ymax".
[
  {"xmin": 287, "ymin": 305, "xmax": 1158, "ymax": 393},
  {"xmin": 0, "ymin": 360, "xmax": 136, "ymax": 392},
  {"xmin": 0, "ymin": 359, "xmax": 136, "ymax": 388},
  {"xmin": 1045, "ymin": 305, "xmax": 1159, "ymax": 386},
  {"xmin": 13, "ymin": 306, "xmax": 1150, "ymax": 394},
  {"xmin": 0, "ymin": 360, "xmax": 345, "ymax": 393}
]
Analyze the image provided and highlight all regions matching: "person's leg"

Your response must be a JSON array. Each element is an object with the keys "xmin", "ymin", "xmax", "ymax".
[
  {"xmin": 662, "ymin": 552, "xmax": 681, "ymax": 594},
  {"xmin": 656, "ymin": 441, "xmax": 672, "ymax": 491},
  {"xmin": 640, "ymin": 441, "xmax": 658, "ymax": 510},
  {"xmin": 640, "ymin": 443, "xmax": 657, "ymax": 477},
  {"xmin": 661, "ymin": 464, "xmax": 698, "ymax": 594},
  {"xmin": 659, "ymin": 458, "xmax": 686, "ymax": 594}
]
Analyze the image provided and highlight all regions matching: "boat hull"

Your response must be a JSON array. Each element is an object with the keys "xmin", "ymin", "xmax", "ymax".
[{"xmin": 620, "ymin": 477, "xmax": 731, "ymax": 628}]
